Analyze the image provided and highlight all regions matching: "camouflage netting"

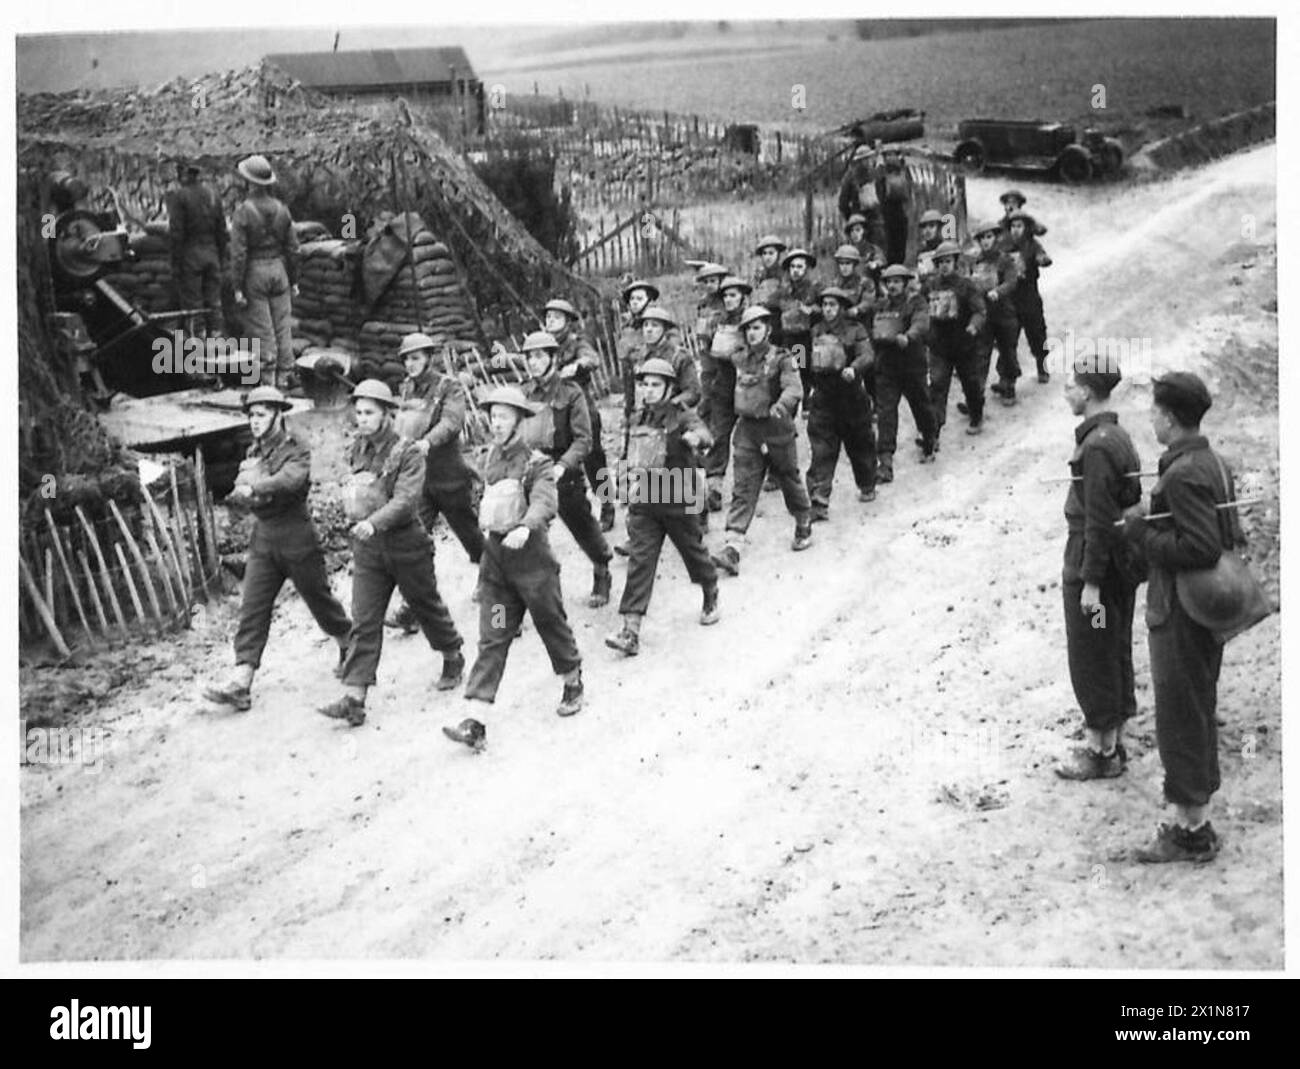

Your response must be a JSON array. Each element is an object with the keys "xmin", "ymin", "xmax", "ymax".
[{"xmin": 18, "ymin": 62, "xmax": 602, "ymax": 328}]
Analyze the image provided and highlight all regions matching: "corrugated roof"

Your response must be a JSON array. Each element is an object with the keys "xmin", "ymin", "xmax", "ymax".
[{"xmin": 264, "ymin": 47, "xmax": 477, "ymax": 89}]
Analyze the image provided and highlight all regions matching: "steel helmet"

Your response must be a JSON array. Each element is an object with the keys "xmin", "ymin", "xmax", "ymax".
[
  {"xmin": 971, "ymin": 219, "xmax": 1002, "ymax": 238},
  {"xmin": 1000, "ymin": 188, "xmax": 1027, "ymax": 205},
  {"xmin": 521, "ymin": 331, "xmax": 559, "ymax": 352},
  {"xmin": 833, "ymin": 243, "xmax": 862, "ymax": 262},
  {"xmin": 350, "ymin": 379, "xmax": 399, "ymax": 407},
  {"xmin": 754, "ymin": 234, "xmax": 787, "ymax": 254},
  {"xmin": 398, "ymin": 332, "xmax": 438, "ymax": 358},
  {"xmin": 781, "ymin": 248, "xmax": 817, "ymax": 269},
  {"xmin": 544, "ymin": 298, "xmax": 580, "ymax": 319},
  {"xmin": 718, "ymin": 275, "xmax": 753, "ymax": 294},
  {"xmin": 480, "ymin": 385, "xmax": 540, "ymax": 418},
  {"xmin": 739, "ymin": 305, "xmax": 772, "ymax": 328},
  {"xmin": 819, "ymin": 286, "xmax": 853, "ymax": 306},
  {"xmin": 635, "ymin": 357, "xmax": 678, "ymax": 382},
  {"xmin": 1176, "ymin": 554, "xmax": 1273, "ymax": 633},
  {"xmin": 694, "ymin": 262, "xmax": 729, "ymax": 281},
  {"xmin": 1006, "ymin": 208, "xmax": 1037, "ymax": 226},
  {"xmin": 237, "ymin": 154, "xmax": 277, "ymax": 186},
  {"xmin": 622, "ymin": 278, "xmax": 660, "ymax": 302},
  {"xmin": 932, "ymin": 241, "xmax": 963, "ymax": 260},
  {"xmin": 851, "ymin": 145, "xmax": 873, "ymax": 162},
  {"xmin": 880, "ymin": 264, "xmax": 915, "ymax": 280},
  {"xmin": 242, "ymin": 385, "xmax": 292, "ymax": 411},
  {"xmin": 918, "ymin": 209, "xmax": 945, "ymax": 226},
  {"xmin": 640, "ymin": 306, "xmax": 677, "ymax": 328}
]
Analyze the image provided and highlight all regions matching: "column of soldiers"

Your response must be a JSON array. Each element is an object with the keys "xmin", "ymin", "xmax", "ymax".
[{"xmin": 200, "ymin": 185, "xmax": 1254, "ymax": 862}]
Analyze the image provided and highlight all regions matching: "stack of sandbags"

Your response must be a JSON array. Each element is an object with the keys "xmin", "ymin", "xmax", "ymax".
[
  {"xmin": 407, "ymin": 234, "xmax": 478, "ymax": 340},
  {"xmin": 105, "ymin": 230, "xmax": 174, "ymax": 313},
  {"xmin": 293, "ymin": 239, "xmax": 365, "ymax": 351}
]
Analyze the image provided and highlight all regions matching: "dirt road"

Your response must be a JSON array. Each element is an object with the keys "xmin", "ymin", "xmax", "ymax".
[{"xmin": 20, "ymin": 145, "xmax": 1281, "ymax": 967}]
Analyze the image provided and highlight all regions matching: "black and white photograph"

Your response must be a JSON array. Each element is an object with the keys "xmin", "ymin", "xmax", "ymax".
[{"xmin": 6, "ymin": 3, "xmax": 1290, "ymax": 989}]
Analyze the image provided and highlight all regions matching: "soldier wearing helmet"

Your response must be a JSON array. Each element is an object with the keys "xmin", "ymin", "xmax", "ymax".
[
  {"xmin": 605, "ymin": 358, "xmax": 719, "ymax": 658},
  {"xmin": 442, "ymin": 385, "xmax": 585, "ymax": 752},
  {"xmin": 701, "ymin": 276, "xmax": 751, "ymax": 513},
  {"xmin": 202, "ymin": 386, "xmax": 352, "ymax": 713},
  {"xmin": 318, "ymin": 379, "xmax": 466, "ymax": 728},
  {"xmin": 841, "ymin": 218, "xmax": 886, "ymax": 291},
  {"xmin": 638, "ymin": 306, "xmax": 701, "ymax": 409},
  {"xmin": 829, "ymin": 244, "xmax": 878, "ymax": 324},
  {"xmin": 167, "ymin": 158, "xmax": 229, "ymax": 338},
  {"xmin": 1003, "ymin": 209, "xmax": 1054, "ymax": 386},
  {"xmin": 914, "ymin": 208, "xmax": 952, "ymax": 286},
  {"xmin": 542, "ymin": 297, "xmax": 616, "ymax": 532},
  {"xmin": 710, "ymin": 305, "xmax": 814, "ymax": 576},
  {"xmin": 692, "ymin": 263, "xmax": 731, "ymax": 424},
  {"xmin": 230, "ymin": 154, "xmax": 300, "ymax": 388},
  {"xmin": 922, "ymin": 240, "xmax": 988, "ymax": 440},
  {"xmin": 775, "ymin": 248, "xmax": 820, "ymax": 409},
  {"xmin": 1119, "ymin": 372, "xmax": 1242, "ymax": 864},
  {"xmin": 750, "ymin": 234, "xmax": 788, "ymax": 309},
  {"xmin": 837, "ymin": 146, "xmax": 888, "ymax": 252},
  {"xmin": 517, "ymin": 330, "xmax": 615, "ymax": 608},
  {"xmin": 383, "ymin": 332, "xmax": 484, "ymax": 634},
  {"xmin": 804, "ymin": 286, "xmax": 879, "ymax": 520},
  {"xmin": 968, "ymin": 219, "xmax": 1023, "ymax": 406},
  {"xmin": 998, "ymin": 189, "xmax": 1048, "ymax": 238},
  {"xmin": 870, "ymin": 263, "xmax": 937, "ymax": 482}
]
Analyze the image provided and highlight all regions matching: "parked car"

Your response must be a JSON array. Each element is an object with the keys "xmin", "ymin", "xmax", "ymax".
[{"xmin": 952, "ymin": 119, "xmax": 1124, "ymax": 183}]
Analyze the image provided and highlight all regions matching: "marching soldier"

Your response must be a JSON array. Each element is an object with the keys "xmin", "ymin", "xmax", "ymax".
[
  {"xmin": 998, "ymin": 189, "xmax": 1048, "ymax": 238},
  {"xmin": 1004, "ymin": 208, "xmax": 1054, "ymax": 385},
  {"xmin": 543, "ymin": 297, "xmax": 615, "ymax": 532},
  {"xmin": 618, "ymin": 279, "xmax": 660, "ymax": 447},
  {"xmin": 691, "ymin": 262, "xmax": 730, "ymax": 422},
  {"xmin": 922, "ymin": 241, "xmax": 987, "ymax": 440},
  {"xmin": 606, "ymin": 358, "xmax": 720, "ymax": 657},
  {"xmin": 701, "ymin": 276, "xmax": 750, "ymax": 513},
  {"xmin": 230, "ymin": 154, "xmax": 299, "ymax": 388},
  {"xmin": 517, "ymin": 330, "xmax": 615, "ymax": 608},
  {"xmin": 842, "ymin": 217, "xmax": 886, "ymax": 292},
  {"xmin": 1120, "ymin": 372, "xmax": 1240, "ymax": 863},
  {"xmin": 751, "ymin": 234, "xmax": 787, "ymax": 312},
  {"xmin": 805, "ymin": 287, "xmax": 878, "ymax": 520},
  {"xmin": 385, "ymin": 332, "xmax": 484, "ymax": 633},
  {"xmin": 1055, "ymin": 362, "xmax": 1142, "ymax": 783},
  {"xmin": 871, "ymin": 263, "xmax": 937, "ymax": 483},
  {"xmin": 202, "ymin": 386, "xmax": 352, "ymax": 712},
  {"xmin": 638, "ymin": 307, "xmax": 702, "ymax": 409},
  {"xmin": 319, "ymin": 380, "xmax": 465, "ymax": 728},
  {"xmin": 710, "ymin": 305, "xmax": 814, "ymax": 575},
  {"xmin": 914, "ymin": 208, "xmax": 947, "ymax": 285},
  {"xmin": 776, "ymin": 247, "xmax": 819, "ymax": 407},
  {"xmin": 443, "ymin": 386, "xmax": 585, "ymax": 751},
  {"xmin": 968, "ymin": 219, "xmax": 1023, "ymax": 406},
  {"xmin": 829, "ymin": 244, "xmax": 878, "ymax": 324}
]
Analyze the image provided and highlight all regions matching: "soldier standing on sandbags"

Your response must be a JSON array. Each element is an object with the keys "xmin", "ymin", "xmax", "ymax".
[
  {"xmin": 922, "ymin": 241, "xmax": 988, "ymax": 441},
  {"xmin": 385, "ymin": 332, "xmax": 484, "ymax": 634},
  {"xmin": 805, "ymin": 287, "xmax": 878, "ymax": 521},
  {"xmin": 710, "ymin": 305, "xmax": 813, "ymax": 576},
  {"xmin": 442, "ymin": 386, "xmax": 585, "ymax": 751},
  {"xmin": 1120, "ymin": 372, "xmax": 1243, "ymax": 863},
  {"xmin": 605, "ymin": 358, "xmax": 719, "ymax": 658},
  {"xmin": 202, "ymin": 386, "xmax": 352, "ymax": 713},
  {"xmin": 1054, "ymin": 363, "xmax": 1142, "ymax": 783},
  {"xmin": 701, "ymin": 276, "xmax": 751, "ymax": 514},
  {"xmin": 167, "ymin": 161, "xmax": 228, "ymax": 339},
  {"xmin": 230, "ymin": 154, "xmax": 299, "ymax": 389},
  {"xmin": 318, "ymin": 380, "xmax": 465, "ymax": 728},
  {"xmin": 516, "ymin": 331, "xmax": 615, "ymax": 608},
  {"xmin": 543, "ymin": 298, "xmax": 615, "ymax": 533},
  {"xmin": 968, "ymin": 219, "xmax": 1023, "ymax": 406},
  {"xmin": 1003, "ymin": 208, "xmax": 1054, "ymax": 386},
  {"xmin": 871, "ymin": 264, "xmax": 936, "ymax": 483}
]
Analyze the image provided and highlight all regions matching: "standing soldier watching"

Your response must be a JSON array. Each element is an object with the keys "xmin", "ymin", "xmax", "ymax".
[
  {"xmin": 318, "ymin": 380, "xmax": 466, "ymax": 728},
  {"xmin": 202, "ymin": 386, "xmax": 352, "ymax": 712},
  {"xmin": 691, "ymin": 262, "xmax": 730, "ymax": 421},
  {"xmin": 1054, "ymin": 363, "xmax": 1143, "ymax": 782},
  {"xmin": 517, "ymin": 331, "xmax": 615, "ymax": 608},
  {"xmin": 230, "ymin": 154, "xmax": 299, "ymax": 389},
  {"xmin": 1004, "ymin": 209, "xmax": 1054, "ymax": 385},
  {"xmin": 873, "ymin": 146, "xmax": 914, "ymax": 265},
  {"xmin": 1121, "ymin": 372, "xmax": 1241, "ymax": 863},
  {"xmin": 922, "ymin": 241, "xmax": 987, "ymax": 440},
  {"xmin": 442, "ymin": 386, "xmax": 585, "ymax": 751},
  {"xmin": 871, "ymin": 263, "xmax": 937, "ymax": 483},
  {"xmin": 385, "ymin": 332, "xmax": 484, "ymax": 634},
  {"xmin": 543, "ymin": 298, "xmax": 615, "ymax": 533},
  {"xmin": 805, "ymin": 287, "xmax": 878, "ymax": 520},
  {"xmin": 837, "ymin": 146, "xmax": 888, "ymax": 250},
  {"xmin": 701, "ymin": 276, "xmax": 750, "ymax": 513},
  {"xmin": 968, "ymin": 219, "xmax": 1023, "ymax": 406},
  {"xmin": 605, "ymin": 358, "xmax": 719, "ymax": 657},
  {"xmin": 167, "ymin": 161, "xmax": 229, "ymax": 339},
  {"xmin": 710, "ymin": 305, "xmax": 814, "ymax": 576}
]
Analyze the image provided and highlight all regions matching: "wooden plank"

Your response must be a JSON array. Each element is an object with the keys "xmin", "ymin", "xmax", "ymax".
[
  {"xmin": 19, "ymin": 553, "xmax": 71, "ymax": 659},
  {"xmin": 114, "ymin": 541, "xmax": 149, "ymax": 627},
  {"xmin": 75, "ymin": 505, "xmax": 128, "ymax": 632},
  {"xmin": 109, "ymin": 499, "xmax": 163, "ymax": 624},
  {"xmin": 76, "ymin": 547, "xmax": 112, "ymax": 639},
  {"xmin": 141, "ymin": 481, "xmax": 189, "ymax": 608},
  {"xmin": 168, "ymin": 467, "xmax": 196, "ymax": 600},
  {"xmin": 44, "ymin": 510, "xmax": 96, "ymax": 646}
]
